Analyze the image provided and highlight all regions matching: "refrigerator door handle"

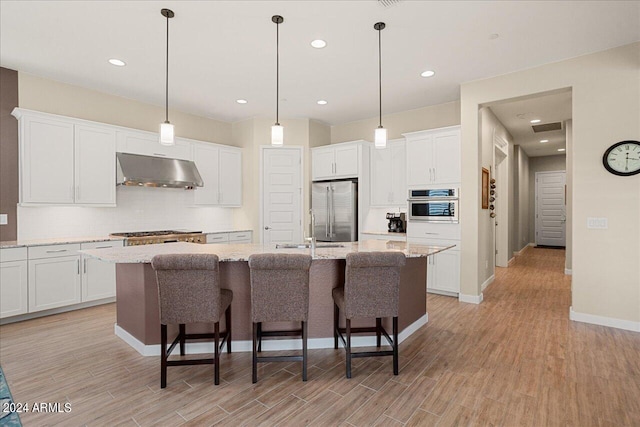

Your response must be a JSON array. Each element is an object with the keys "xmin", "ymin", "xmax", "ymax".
[
  {"xmin": 325, "ymin": 186, "xmax": 329, "ymax": 238},
  {"xmin": 329, "ymin": 185, "xmax": 334, "ymax": 239}
]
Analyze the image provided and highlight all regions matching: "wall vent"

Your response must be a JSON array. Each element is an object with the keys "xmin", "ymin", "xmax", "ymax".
[
  {"xmin": 378, "ymin": 0, "xmax": 401, "ymax": 8},
  {"xmin": 532, "ymin": 122, "xmax": 563, "ymax": 133}
]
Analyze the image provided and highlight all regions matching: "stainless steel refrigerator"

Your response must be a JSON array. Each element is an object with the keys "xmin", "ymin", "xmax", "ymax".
[{"xmin": 312, "ymin": 180, "xmax": 357, "ymax": 242}]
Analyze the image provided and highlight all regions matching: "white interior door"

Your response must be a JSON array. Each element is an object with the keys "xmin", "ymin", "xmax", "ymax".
[
  {"xmin": 536, "ymin": 171, "xmax": 566, "ymax": 247},
  {"xmin": 261, "ymin": 147, "xmax": 303, "ymax": 244}
]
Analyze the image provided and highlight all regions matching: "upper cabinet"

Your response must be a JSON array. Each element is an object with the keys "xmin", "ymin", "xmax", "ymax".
[
  {"xmin": 404, "ymin": 126, "xmax": 460, "ymax": 187},
  {"xmin": 14, "ymin": 109, "xmax": 116, "ymax": 206},
  {"xmin": 192, "ymin": 141, "xmax": 242, "ymax": 207},
  {"xmin": 370, "ymin": 139, "xmax": 406, "ymax": 207},
  {"xmin": 312, "ymin": 142, "xmax": 360, "ymax": 181},
  {"xmin": 116, "ymin": 129, "xmax": 192, "ymax": 160}
]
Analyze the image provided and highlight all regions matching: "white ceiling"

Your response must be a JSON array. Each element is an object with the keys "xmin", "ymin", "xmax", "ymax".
[
  {"xmin": 1, "ymin": 1, "xmax": 638, "ymax": 126},
  {"xmin": 489, "ymin": 90, "xmax": 572, "ymax": 158}
]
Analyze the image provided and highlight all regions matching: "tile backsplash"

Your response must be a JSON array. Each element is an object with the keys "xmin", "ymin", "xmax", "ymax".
[{"xmin": 17, "ymin": 186, "xmax": 236, "ymax": 240}]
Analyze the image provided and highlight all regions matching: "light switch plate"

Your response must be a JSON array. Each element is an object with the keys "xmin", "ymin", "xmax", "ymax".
[
  {"xmin": 0, "ymin": 214, "xmax": 7, "ymax": 225},
  {"xmin": 587, "ymin": 217, "xmax": 608, "ymax": 229}
]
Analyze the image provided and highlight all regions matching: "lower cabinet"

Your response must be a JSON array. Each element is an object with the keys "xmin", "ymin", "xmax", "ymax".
[
  {"xmin": 0, "ymin": 248, "xmax": 28, "ymax": 319},
  {"xmin": 207, "ymin": 231, "xmax": 253, "ymax": 244},
  {"xmin": 28, "ymin": 254, "xmax": 81, "ymax": 312},
  {"xmin": 81, "ymin": 241, "xmax": 123, "ymax": 302},
  {"xmin": 409, "ymin": 236, "xmax": 460, "ymax": 295}
]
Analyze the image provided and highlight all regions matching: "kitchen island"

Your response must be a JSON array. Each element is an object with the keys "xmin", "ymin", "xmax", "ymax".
[{"xmin": 82, "ymin": 240, "xmax": 452, "ymax": 356}]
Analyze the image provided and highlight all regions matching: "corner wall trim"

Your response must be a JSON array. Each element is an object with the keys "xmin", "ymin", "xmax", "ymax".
[
  {"xmin": 115, "ymin": 313, "xmax": 429, "ymax": 356},
  {"xmin": 481, "ymin": 274, "xmax": 495, "ymax": 291},
  {"xmin": 569, "ymin": 307, "xmax": 640, "ymax": 333},
  {"xmin": 459, "ymin": 293, "xmax": 483, "ymax": 304},
  {"xmin": 564, "ymin": 268, "xmax": 572, "ymax": 275}
]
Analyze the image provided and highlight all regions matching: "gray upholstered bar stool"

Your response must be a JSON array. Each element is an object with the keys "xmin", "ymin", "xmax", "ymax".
[
  {"xmin": 332, "ymin": 251, "xmax": 406, "ymax": 378},
  {"xmin": 248, "ymin": 253, "xmax": 312, "ymax": 383},
  {"xmin": 151, "ymin": 254, "xmax": 232, "ymax": 388}
]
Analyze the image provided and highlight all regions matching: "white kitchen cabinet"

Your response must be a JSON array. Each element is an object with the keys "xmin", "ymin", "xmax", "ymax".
[
  {"xmin": 80, "ymin": 241, "xmax": 122, "ymax": 302},
  {"xmin": 312, "ymin": 142, "xmax": 360, "ymax": 181},
  {"xmin": 192, "ymin": 142, "xmax": 242, "ymax": 207},
  {"xmin": 28, "ymin": 244, "xmax": 82, "ymax": 313},
  {"xmin": 408, "ymin": 236, "xmax": 460, "ymax": 295},
  {"xmin": 206, "ymin": 231, "xmax": 253, "ymax": 244},
  {"xmin": 117, "ymin": 130, "xmax": 192, "ymax": 160},
  {"xmin": 370, "ymin": 139, "xmax": 406, "ymax": 206},
  {"xmin": 13, "ymin": 109, "xmax": 116, "ymax": 206},
  {"xmin": 404, "ymin": 126, "xmax": 460, "ymax": 187},
  {"xmin": 0, "ymin": 248, "xmax": 28, "ymax": 319}
]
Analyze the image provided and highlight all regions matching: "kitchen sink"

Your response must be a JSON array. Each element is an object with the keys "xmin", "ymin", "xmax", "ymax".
[{"xmin": 275, "ymin": 243, "xmax": 345, "ymax": 249}]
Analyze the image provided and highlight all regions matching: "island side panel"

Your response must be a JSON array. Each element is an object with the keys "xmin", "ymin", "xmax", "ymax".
[{"xmin": 115, "ymin": 263, "xmax": 149, "ymax": 343}]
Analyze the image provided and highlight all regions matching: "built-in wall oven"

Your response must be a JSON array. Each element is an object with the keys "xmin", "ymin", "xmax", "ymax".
[{"xmin": 407, "ymin": 188, "xmax": 459, "ymax": 223}]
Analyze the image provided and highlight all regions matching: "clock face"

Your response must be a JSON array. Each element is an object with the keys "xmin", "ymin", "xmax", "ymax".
[{"xmin": 603, "ymin": 140, "xmax": 640, "ymax": 176}]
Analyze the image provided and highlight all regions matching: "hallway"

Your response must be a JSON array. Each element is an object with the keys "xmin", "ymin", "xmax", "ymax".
[{"xmin": 1, "ymin": 247, "xmax": 639, "ymax": 426}]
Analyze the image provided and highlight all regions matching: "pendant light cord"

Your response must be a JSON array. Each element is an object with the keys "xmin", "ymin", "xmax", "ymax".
[
  {"xmin": 165, "ymin": 14, "xmax": 170, "ymax": 123},
  {"xmin": 378, "ymin": 26, "xmax": 382, "ymax": 128},
  {"xmin": 276, "ymin": 20, "xmax": 280, "ymax": 125}
]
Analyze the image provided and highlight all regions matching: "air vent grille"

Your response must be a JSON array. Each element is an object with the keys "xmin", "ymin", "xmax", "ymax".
[
  {"xmin": 378, "ymin": 0, "xmax": 401, "ymax": 8},
  {"xmin": 532, "ymin": 122, "xmax": 563, "ymax": 133}
]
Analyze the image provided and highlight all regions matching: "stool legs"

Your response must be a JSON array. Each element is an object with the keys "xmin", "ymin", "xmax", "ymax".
[
  {"xmin": 225, "ymin": 304, "xmax": 232, "ymax": 354},
  {"xmin": 179, "ymin": 324, "xmax": 186, "ymax": 355},
  {"xmin": 333, "ymin": 304, "xmax": 339, "ymax": 349},
  {"xmin": 346, "ymin": 318, "xmax": 352, "ymax": 378},
  {"xmin": 376, "ymin": 318, "xmax": 382, "ymax": 348},
  {"xmin": 302, "ymin": 321, "xmax": 308, "ymax": 381},
  {"xmin": 252, "ymin": 322, "xmax": 258, "ymax": 384},
  {"xmin": 393, "ymin": 316, "xmax": 399, "ymax": 375},
  {"xmin": 214, "ymin": 322, "xmax": 220, "ymax": 385},
  {"xmin": 161, "ymin": 324, "xmax": 168, "ymax": 389}
]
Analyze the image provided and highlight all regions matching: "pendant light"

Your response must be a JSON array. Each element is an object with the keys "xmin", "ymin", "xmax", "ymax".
[
  {"xmin": 159, "ymin": 8, "xmax": 175, "ymax": 146},
  {"xmin": 374, "ymin": 22, "xmax": 387, "ymax": 149},
  {"xmin": 271, "ymin": 15, "xmax": 284, "ymax": 147}
]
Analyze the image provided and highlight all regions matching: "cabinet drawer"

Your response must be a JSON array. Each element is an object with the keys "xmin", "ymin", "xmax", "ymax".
[
  {"xmin": 80, "ymin": 240, "xmax": 124, "ymax": 250},
  {"xmin": 229, "ymin": 232, "xmax": 252, "ymax": 243},
  {"xmin": 407, "ymin": 237, "xmax": 459, "ymax": 250},
  {"xmin": 206, "ymin": 233, "xmax": 229, "ymax": 244},
  {"xmin": 407, "ymin": 222, "xmax": 460, "ymax": 240},
  {"xmin": 28, "ymin": 243, "xmax": 81, "ymax": 260},
  {"xmin": 0, "ymin": 247, "xmax": 28, "ymax": 262}
]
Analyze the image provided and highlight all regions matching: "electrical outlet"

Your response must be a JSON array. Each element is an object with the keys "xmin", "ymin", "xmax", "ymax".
[
  {"xmin": 587, "ymin": 217, "xmax": 608, "ymax": 229},
  {"xmin": 0, "ymin": 214, "xmax": 7, "ymax": 225}
]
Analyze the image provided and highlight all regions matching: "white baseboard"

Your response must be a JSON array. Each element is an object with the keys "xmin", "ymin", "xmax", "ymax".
[
  {"xmin": 0, "ymin": 298, "xmax": 116, "ymax": 325},
  {"xmin": 508, "ymin": 257, "xmax": 515, "ymax": 266},
  {"xmin": 513, "ymin": 243, "xmax": 534, "ymax": 257},
  {"xmin": 569, "ymin": 307, "xmax": 640, "ymax": 333},
  {"xmin": 115, "ymin": 313, "xmax": 429, "ymax": 357},
  {"xmin": 481, "ymin": 274, "xmax": 495, "ymax": 291},
  {"xmin": 458, "ymin": 293, "xmax": 483, "ymax": 304},
  {"xmin": 564, "ymin": 268, "xmax": 572, "ymax": 275}
]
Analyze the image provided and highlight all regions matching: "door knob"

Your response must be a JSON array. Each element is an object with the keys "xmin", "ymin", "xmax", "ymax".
[{"xmin": 264, "ymin": 226, "xmax": 271, "ymax": 230}]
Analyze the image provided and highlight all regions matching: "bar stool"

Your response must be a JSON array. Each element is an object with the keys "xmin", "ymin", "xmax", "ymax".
[
  {"xmin": 332, "ymin": 251, "xmax": 406, "ymax": 378},
  {"xmin": 248, "ymin": 253, "xmax": 312, "ymax": 383},
  {"xmin": 151, "ymin": 254, "xmax": 232, "ymax": 388}
]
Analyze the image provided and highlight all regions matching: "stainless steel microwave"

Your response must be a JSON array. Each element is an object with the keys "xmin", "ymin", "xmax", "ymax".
[{"xmin": 407, "ymin": 188, "xmax": 459, "ymax": 223}]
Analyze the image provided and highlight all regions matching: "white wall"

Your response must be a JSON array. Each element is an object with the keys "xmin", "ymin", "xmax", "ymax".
[
  {"xmin": 460, "ymin": 42, "xmax": 640, "ymax": 324},
  {"xmin": 17, "ymin": 187, "xmax": 233, "ymax": 240},
  {"xmin": 528, "ymin": 154, "xmax": 567, "ymax": 244}
]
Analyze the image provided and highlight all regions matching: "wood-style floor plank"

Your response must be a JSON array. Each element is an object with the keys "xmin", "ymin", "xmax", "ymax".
[{"xmin": 2, "ymin": 247, "xmax": 640, "ymax": 426}]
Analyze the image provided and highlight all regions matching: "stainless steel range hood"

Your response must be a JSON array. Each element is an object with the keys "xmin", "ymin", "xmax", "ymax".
[{"xmin": 116, "ymin": 152, "xmax": 203, "ymax": 189}]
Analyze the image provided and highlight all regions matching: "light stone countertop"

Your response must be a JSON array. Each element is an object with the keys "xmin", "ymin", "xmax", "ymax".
[
  {"xmin": 81, "ymin": 240, "xmax": 453, "ymax": 264},
  {"xmin": 362, "ymin": 231, "xmax": 407, "ymax": 236},
  {"xmin": 0, "ymin": 236, "xmax": 125, "ymax": 249},
  {"xmin": 203, "ymin": 229, "xmax": 253, "ymax": 235}
]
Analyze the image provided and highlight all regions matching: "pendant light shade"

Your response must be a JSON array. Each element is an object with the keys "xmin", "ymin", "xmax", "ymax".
[
  {"xmin": 271, "ymin": 15, "xmax": 284, "ymax": 147},
  {"xmin": 374, "ymin": 22, "xmax": 387, "ymax": 149},
  {"xmin": 160, "ymin": 8, "xmax": 175, "ymax": 146}
]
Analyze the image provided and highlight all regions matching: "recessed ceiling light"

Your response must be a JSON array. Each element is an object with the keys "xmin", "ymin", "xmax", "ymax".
[
  {"xmin": 420, "ymin": 70, "xmax": 435, "ymax": 78},
  {"xmin": 530, "ymin": 119, "xmax": 541, "ymax": 124},
  {"xmin": 236, "ymin": 99, "xmax": 248, "ymax": 104},
  {"xmin": 540, "ymin": 139, "xmax": 549, "ymax": 143},
  {"xmin": 108, "ymin": 58, "xmax": 126, "ymax": 67},
  {"xmin": 311, "ymin": 39, "xmax": 327, "ymax": 49},
  {"xmin": 558, "ymin": 148, "xmax": 566, "ymax": 152},
  {"xmin": 317, "ymin": 100, "xmax": 328, "ymax": 105}
]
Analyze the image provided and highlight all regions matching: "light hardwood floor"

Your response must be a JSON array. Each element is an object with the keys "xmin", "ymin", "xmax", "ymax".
[{"xmin": 1, "ymin": 247, "xmax": 639, "ymax": 426}]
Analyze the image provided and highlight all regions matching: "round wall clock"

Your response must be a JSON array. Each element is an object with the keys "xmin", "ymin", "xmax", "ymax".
[{"xmin": 602, "ymin": 140, "xmax": 640, "ymax": 176}]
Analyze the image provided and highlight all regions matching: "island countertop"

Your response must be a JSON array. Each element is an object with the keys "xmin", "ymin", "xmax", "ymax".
[{"xmin": 81, "ymin": 240, "xmax": 453, "ymax": 264}]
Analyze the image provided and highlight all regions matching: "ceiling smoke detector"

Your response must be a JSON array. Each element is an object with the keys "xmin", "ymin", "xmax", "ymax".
[{"xmin": 378, "ymin": 0, "xmax": 401, "ymax": 8}]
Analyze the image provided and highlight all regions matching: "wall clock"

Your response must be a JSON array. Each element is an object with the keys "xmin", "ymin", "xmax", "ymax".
[{"xmin": 602, "ymin": 140, "xmax": 640, "ymax": 176}]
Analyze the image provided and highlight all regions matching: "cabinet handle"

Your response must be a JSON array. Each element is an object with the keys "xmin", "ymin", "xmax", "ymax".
[
  {"xmin": 424, "ymin": 232, "xmax": 438, "ymax": 235},
  {"xmin": 152, "ymin": 153, "xmax": 167, "ymax": 157},
  {"xmin": 94, "ymin": 245, "xmax": 112, "ymax": 249},
  {"xmin": 46, "ymin": 249, "xmax": 68, "ymax": 253},
  {"xmin": 235, "ymin": 235, "xmax": 246, "ymax": 238},
  {"xmin": 83, "ymin": 258, "xmax": 87, "ymax": 274},
  {"xmin": 433, "ymin": 168, "xmax": 437, "ymax": 182},
  {"xmin": 77, "ymin": 259, "xmax": 80, "ymax": 275}
]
